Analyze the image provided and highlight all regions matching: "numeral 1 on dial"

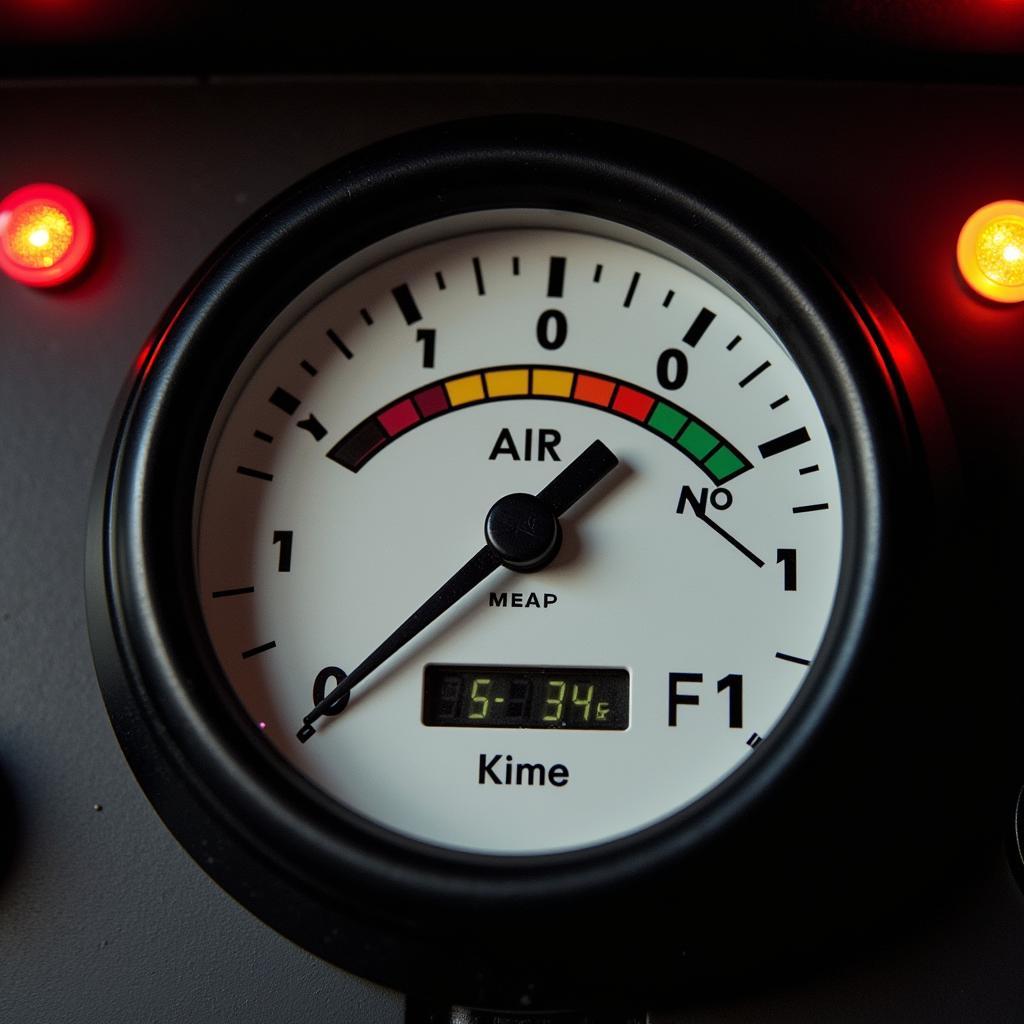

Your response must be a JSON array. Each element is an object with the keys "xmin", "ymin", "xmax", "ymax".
[
  {"xmin": 273, "ymin": 530, "xmax": 293, "ymax": 572},
  {"xmin": 416, "ymin": 328, "xmax": 436, "ymax": 368},
  {"xmin": 777, "ymin": 548, "xmax": 797, "ymax": 591}
]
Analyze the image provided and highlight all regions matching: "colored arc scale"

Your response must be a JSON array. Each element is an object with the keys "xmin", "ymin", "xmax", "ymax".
[
  {"xmin": 329, "ymin": 363, "xmax": 752, "ymax": 484},
  {"xmin": 195, "ymin": 215, "xmax": 842, "ymax": 855}
]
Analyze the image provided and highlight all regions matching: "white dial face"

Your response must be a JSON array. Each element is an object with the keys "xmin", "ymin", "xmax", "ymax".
[{"xmin": 196, "ymin": 211, "xmax": 843, "ymax": 855}]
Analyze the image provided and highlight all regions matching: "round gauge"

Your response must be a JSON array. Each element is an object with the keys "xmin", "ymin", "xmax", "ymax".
[
  {"xmin": 88, "ymin": 118, "xmax": 950, "ymax": 1009},
  {"xmin": 196, "ymin": 213, "xmax": 842, "ymax": 855}
]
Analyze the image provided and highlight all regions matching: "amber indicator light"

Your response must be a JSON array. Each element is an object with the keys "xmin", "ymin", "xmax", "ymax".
[{"xmin": 957, "ymin": 199, "xmax": 1024, "ymax": 304}]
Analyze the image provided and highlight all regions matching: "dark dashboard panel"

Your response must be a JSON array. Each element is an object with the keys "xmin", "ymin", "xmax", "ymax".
[{"xmin": 0, "ymin": 73, "xmax": 1021, "ymax": 1021}]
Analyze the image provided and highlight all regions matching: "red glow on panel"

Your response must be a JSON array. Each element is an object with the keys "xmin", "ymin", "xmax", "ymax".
[
  {"xmin": 833, "ymin": 1, "xmax": 1024, "ymax": 52},
  {"xmin": 0, "ymin": 183, "xmax": 94, "ymax": 287},
  {"xmin": 2, "ymin": 1, "xmax": 191, "ymax": 41},
  {"xmin": 837, "ymin": 272, "xmax": 960, "ymax": 502}
]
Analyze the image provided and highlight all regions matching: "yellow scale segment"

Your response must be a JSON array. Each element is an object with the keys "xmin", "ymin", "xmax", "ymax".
[
  {"xmin": 447, "ymin": 367, "xmax": 579, "ymax": 405},
  {"xmin": 445, "ymin": 374, "xmax": 486, "ymax": 406}
]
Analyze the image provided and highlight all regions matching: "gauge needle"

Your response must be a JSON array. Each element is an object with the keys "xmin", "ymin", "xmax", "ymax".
[
  {"xmin": 689, "ymin": 507, "xmax": 764, "ymax": 567},
  {"xmin": 296, "ymin": 440, "xmax": 620, "ymax": 742}
]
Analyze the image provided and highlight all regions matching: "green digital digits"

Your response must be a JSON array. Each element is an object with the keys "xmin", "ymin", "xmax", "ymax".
[
  {"xmin": 572, "ymin": 683, "xmax": 594, "ymax": 721},
  {"xmin": 469, "ymin": 677, "xmax": 491, "ymax": 719},
  {"xmin": 543, "ymin": 680, "xmax": 566, "ymax": 721},
  {"xmin": 422, "ymin": 666, "xmax": 630, "ymax": 730}
]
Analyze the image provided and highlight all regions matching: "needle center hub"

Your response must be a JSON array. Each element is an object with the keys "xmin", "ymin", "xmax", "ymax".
[{"xmin": 485, "ymin": 492, "xmax": 562, "ymax": 572}]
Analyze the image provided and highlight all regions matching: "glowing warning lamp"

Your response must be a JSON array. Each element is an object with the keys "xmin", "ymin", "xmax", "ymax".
[
  {"xmin": 957, "ymin": 200, "xmax": 1024, "ymax": 303},
  {"xmin": 0, "ymin": 183, "xmax": 94, "ymax": 287}
]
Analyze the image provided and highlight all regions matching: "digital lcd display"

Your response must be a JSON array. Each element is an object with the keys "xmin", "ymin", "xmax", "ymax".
[{"xmin": 422, "ymin": 665, "xmax": 629, "ymax": 729}]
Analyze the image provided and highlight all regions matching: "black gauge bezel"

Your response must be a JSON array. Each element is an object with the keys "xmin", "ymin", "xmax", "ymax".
[{"xmin": 88, "ymin": 117, "xmax": 931, "ymax": 1009}]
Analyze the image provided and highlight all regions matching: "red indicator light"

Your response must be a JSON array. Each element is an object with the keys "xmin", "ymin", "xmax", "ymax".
[
  {"xmin": 957, "ymin": 199, "xmax": 1024, "ymax": 304},
  {"xmin": 0, "ymin": 183, "xmax": 94, "ymax": 287}
]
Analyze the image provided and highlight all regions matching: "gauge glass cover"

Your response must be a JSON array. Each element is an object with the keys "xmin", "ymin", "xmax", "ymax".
[{"xmin": 195, "ymin": 212, "xmax": 843, "ymax": 855}]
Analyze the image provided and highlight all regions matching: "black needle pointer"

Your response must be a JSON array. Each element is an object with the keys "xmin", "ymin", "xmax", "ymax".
[
  {"xmin": 296, "ymin": 440, "xmax": 619, "ymax": 742},
  {"xmin": 689, "ymin": 506, "xmax": 765, "ymax": 568}
]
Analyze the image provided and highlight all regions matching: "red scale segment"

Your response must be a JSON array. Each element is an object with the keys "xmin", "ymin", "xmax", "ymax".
[
  {"xmin": 612, "ymin": 385, "xmax": 655, "ymax": 422},
  {"xmin": 378, "ymin": 399, "xmax": 421, "ymax": 437},
  {"xmin": 413, "ymin": 385, "xmax": 450, "ymax": 418},
  {"xmin": 573, "ymin": 374, "xmax": 616, "ymax": 407}
]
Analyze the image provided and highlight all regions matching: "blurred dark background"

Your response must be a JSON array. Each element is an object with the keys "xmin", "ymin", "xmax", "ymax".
[{"xmin": 2, "ymin": 1, "xmax": 1024, "ymax": 80}]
